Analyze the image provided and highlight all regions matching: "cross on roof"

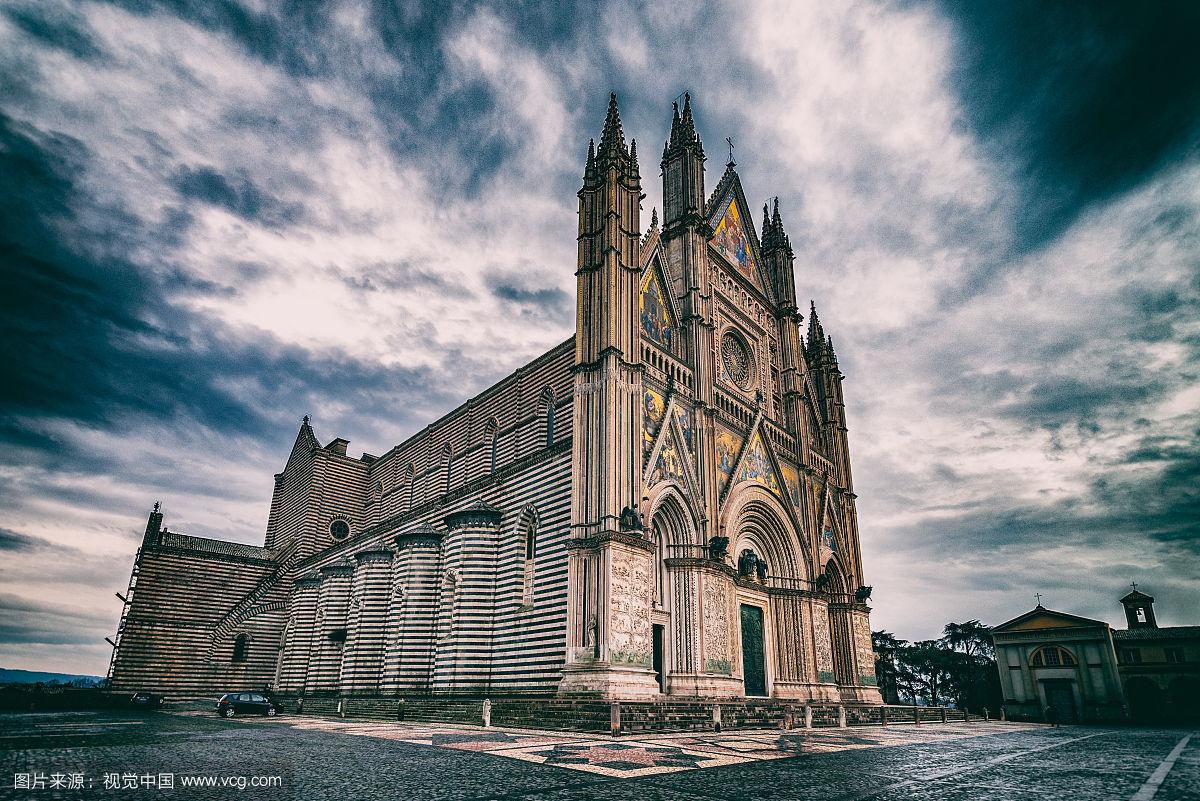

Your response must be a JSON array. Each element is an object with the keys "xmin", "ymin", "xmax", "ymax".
[
  {"xmin": 1035, "ymin": 593, "xmax": 1043, "ymax": 606},
  {"xmin": 726, "ymin": 136, "xmax": 735, "ymax": 166},
  {"xmin": 1130, "ymin": 581, "xmax": 1138, "ymax": 591}
]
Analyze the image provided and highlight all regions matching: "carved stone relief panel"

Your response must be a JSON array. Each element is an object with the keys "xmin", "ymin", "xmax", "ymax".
[
  {"xmin": 608, "ymin": 546, "xmax": 652, "ymax": 667},
  {"xmin": 702, "ymin": 575, "xmax": 733, "ymax": 675},
  {"xmin": 811, "ymin": 600, "xmax": 835, "ymax": 683}
]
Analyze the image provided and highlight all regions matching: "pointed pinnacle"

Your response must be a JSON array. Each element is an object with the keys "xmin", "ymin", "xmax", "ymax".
[
  {"xmin": 629, "ymin": 138, "xmax": 640, "ymax": 176},
  {"xmin": 681, "ymin": 92, "xmax": 698, "ymax": 142},
  {"xmin": 598, "ymin": 92, "xmax": 627, "ymax": 159},
  {"xmin": 584, "ymin": 138, "xmax": 597, "ymax": 181},
  {"xmin": 651, "ymin": 207, "xmax": 659, "ymax": 229}
]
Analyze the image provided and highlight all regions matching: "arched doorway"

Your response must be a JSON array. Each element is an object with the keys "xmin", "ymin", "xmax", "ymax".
[
  {"xmin": 1168, "ymin": 677, "xmax": 1200, "ymax": 722},
  {"xmin": 646, "ymin": 488, "xmax": 698, "ymax": 695},
  {"xmin": 824, "ymin": 560, "xmax": 856, "ymax": 687},
  {"xmin": 1125, "ymin": 677, "xmax": 1164, "ymax": 723},
  {"xmin": 723, "ymin": 486, "xmax": 809, "ymax": 699}
]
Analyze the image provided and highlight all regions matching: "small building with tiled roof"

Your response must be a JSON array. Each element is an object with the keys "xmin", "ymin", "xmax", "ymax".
[{"xmin": 992, "ymin": 587, "xmax": 1200, "ymax": 724}]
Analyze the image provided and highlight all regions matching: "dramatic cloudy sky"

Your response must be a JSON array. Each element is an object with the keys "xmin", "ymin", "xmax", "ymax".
[{"xmin": 2, "ymin": 1, "xmax": 1198, "ymax": 676}]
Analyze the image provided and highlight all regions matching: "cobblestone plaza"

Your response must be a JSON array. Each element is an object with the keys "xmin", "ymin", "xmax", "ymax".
[{"xmin": 2, "ymin": 709, "xmax": 1195, "ymax": 800}]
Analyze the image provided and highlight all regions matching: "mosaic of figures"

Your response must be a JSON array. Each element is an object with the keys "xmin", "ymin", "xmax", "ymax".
[
  {"xmin": 639, "ymin": 269, "xmax": 673, "ymax": 348},
  {"xmin": 648, "ymin": 426, "xmax": 688, "ymax": 488},
  {"xmin": 712, "ymin": 193, "xmax": 766, "ymax": 294},
  {"xmin": 813, "ymin": 479, "xmax": 840, "ymax": 557},
  {"xmin": 735, "ymin": 431, "xmax": 780, "ymax": 495},
  {"xmin": 715, "ymin": 425, "xmax": 744, "ymax": 497},
  {"xmin": 675, "ymin": 405, "xmax": 693, "ymax": 452},
  {"xmin": 779, "ymin": 462, "xmax": 804, "ymax": 522},
  {"xmin": 642, "ymin": 388, "xmax": 666, "ymax": 458}
]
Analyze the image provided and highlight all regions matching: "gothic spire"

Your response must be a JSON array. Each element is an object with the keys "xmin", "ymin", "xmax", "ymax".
[
  {"xmin": 597, "ymin": 93, "xmax": 628, "ymax": 163},
  {"xmin": 680, "ymin": 92, "xmax": 699, "ymax": 147},
  {"xmin": 808, "ymin": 300, "xmax": 825, "ymax": 347},
  {"xmin": 772, "ymin": 198, "xmax": 792, "ymax": 253},
  {"xmin": 629, "ymin": 138, "xmax": 640, "ymax": 179},
  {"xmin": 762, "ymin": 203, "xmax": 773, "ymax": 250},
  {"xmin": 584, "ymin": 138, "xmax": 597, "ymax": 183}
]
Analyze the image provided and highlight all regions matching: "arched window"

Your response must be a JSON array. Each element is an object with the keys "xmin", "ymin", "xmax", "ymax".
[
  {"xmin": 231, "ymin": 633, "xmax": 248, "ymax": 663},
  {"xmin": 1030, "ymin": 646, "xmax": 1077, "ymax": 667},
  {"xmin": 519, "ymin": 507, "xmax": 539, "ymax": 607},
  {"xmin": 485, "ymin": 418, "xmax": 500, "ymax": 474},
  {"xmin": 441, "ymin": 443, "xmax": 454, "ymax": 493},
  {"xmin": 538, "ymin": 388, "xmax": 555, "ymax": 447},
  {"xmin": 400, "ymin": 463, "xmax": 414, "ymax": 511}
]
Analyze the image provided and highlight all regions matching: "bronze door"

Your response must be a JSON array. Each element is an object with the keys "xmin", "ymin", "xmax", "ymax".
[{"xmin": 740, "ymin": 604, "xmax": 767, "ymax": 696}]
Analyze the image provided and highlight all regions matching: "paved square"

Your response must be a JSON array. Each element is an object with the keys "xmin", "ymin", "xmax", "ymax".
[{"xmin": 1, "ymin": 709, "xmax": 1196, "ymax": 800}]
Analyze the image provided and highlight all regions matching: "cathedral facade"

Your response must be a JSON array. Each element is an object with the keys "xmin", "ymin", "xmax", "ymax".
[{"xmin": 108, "ymin": 95, "xmax": 882, "ymax": 704}]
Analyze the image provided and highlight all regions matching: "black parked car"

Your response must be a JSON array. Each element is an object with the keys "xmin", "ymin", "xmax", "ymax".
[
  {"xmin": 215, "ymin": 692, "xmax": 279, "ymax": 717},
  {"xmin": 129, "ymin": 691, "xmax": 164, "ymax": 708}
]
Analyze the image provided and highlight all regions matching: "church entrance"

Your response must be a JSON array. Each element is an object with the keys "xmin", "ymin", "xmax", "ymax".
[
  {"xmin": 1042, "ymin": 679, "xmax": 1077, "ymax": 723},
  {"xmin": 740, "ymin": 604, "xmax": 767, "ymax": 697},
  {"xmin": 652, "ymin": 624, "xmax": 665, "ymax": 692}
]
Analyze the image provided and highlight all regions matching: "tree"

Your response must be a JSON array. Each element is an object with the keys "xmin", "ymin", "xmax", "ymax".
[
  {"xmin": 872, "ymin": 630, "xmax": 905, "ymax": 704},
  {"xmin": 895, "ymin": 640, "xmax": 958, "ymax": 706},
  {"xmin": 940, "ymin": 620, "xmax": 1002, "ymax": 713}
]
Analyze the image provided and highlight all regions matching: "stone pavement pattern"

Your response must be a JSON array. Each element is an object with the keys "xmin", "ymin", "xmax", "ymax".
[{"xmin": 0, "ymin": 710, "xmax": 1196, "ymax": 800}]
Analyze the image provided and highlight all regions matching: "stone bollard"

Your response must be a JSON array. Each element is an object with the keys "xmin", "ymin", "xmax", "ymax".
[
  {"xmin": 713, "ymin": 704, "xmax": 722, "ymax": 733},
  {"xmin": 483, "ymin": 698, "xmax": 491, "ymax": 728},
  {"xmin": 914, "ymin": 705, "xmax": 921, "ymax": 725},
  {"xmin": 610, "ymin": 702, "xmax": 622, "ymax": 736},
  {"xmin": 397, "ymin": 699, "xmax": 405, "ymax": 721},
  {"xmin": 838, "ymin": 706, "xmax": 847, "ymax": 728},
  {"xmin": 337, "ymin": 699, "xmax": 345, "ymax": 718},
  {"xmin": 941, "ymin": 707, "xmax": 948, "ymax": 723},
  {"xmin": 804, "ymin": 704, "xmax": 813, "ymax": 729},
  {"xmin": 984, "ymin": 708, "xmax": 989, "ymax": 721},
  {"xmin": 1000, "ymin": 707, "xmax": 1006, "ymax": 722},
  {"xmin": 881, "ymin": 706, "xmax": 888, "ymax": 726}
]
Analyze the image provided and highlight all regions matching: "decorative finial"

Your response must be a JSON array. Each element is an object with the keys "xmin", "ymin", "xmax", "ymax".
[
  {"xmin": 302, "ymin": 414, "xmax": 310, "ymax": 425},
  {"xmin": 651, "ymin": 207, "xmax": 658, "ymax": 229},
  {"xmin": 153, "ymin": 501, "xmax": 160, "ymax": 513},
  {"xmin": 726, "ymin": 136, "xmax": 735, "ymax": 167},
  {"xmin": 1035, "ymin": 592, "xmax": 1043, "ymax": 606}
]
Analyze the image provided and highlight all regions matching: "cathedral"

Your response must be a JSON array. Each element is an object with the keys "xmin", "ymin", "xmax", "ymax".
[{"xmin": 107, "ymin": 95, "xmax": 882, "ymax": 704}]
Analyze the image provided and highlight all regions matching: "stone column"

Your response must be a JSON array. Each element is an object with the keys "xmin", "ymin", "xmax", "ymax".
[
  {"xmin": 309, "ymin": 560, "xmax": 353, "ymax": 691},
  {"xmin": 432, "ymin": 501, "xmax": 503, "ymax": 693},
  {"xmin": 277, "ymin": 572, "xmax": 321, "ymax": 693},
  {"xmin": 341, "ymin": 549, "xmax": 394, "ymax": 693},
  {"xmin": 385, "ymin": 525, "xmax": 442, "ymax": 692}
]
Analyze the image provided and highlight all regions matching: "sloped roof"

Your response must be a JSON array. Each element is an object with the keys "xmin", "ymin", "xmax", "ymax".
[
  {"xmin": 1113, "ymin": 626, "xmax": 1200, "ymax": 641},
  {"xmin": 992, "ymin": 606, "xmax": 1109, "ymax": 633}
]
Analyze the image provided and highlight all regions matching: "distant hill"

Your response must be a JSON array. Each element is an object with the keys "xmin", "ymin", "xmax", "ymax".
[{"xmin": 0, "ymin": 669, "xmax": 104, "ymax": 687}]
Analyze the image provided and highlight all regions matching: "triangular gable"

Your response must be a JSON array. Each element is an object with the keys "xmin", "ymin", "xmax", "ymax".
[
  {"xmin": 818, "ymin": 484, "xmax": 841, "ymax": 558},
  {"xmin": 734, "ymin": 429, "xmax": 781, "ymax": 494},
  {"xmin": 709, "ymin": 186, "xmax": 767, "ymax": 296},
  {"xmin": 640, "ymin": 251, "xmax": 680, "ymax": 350},
  {"xmin": 994, "ymin": 607, "xmax": 1108, "ymax": 633},
  {"xmin": 648, "ymin": 424, "xmax": 689, "ymax": 487},
  {"xmin": 645, "ymin": 395, "xmax": 702, "ymax": 510}
]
